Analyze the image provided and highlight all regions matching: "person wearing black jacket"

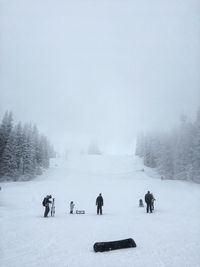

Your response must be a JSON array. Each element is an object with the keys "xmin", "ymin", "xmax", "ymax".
[
  {"xmin": 43, "ymin": 195, "xmax": 52, "ymax": 217},
  {"xmin": 96, "ymin": 193, "xmax": 104, "ymax": 215},
  {"xmin": 144, "ymin": 191, "xmax": 153, "ymax": 213}
]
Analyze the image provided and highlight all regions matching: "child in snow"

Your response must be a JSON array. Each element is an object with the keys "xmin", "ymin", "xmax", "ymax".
[
  {"xmin": 70, "ymin": 201, "xmax": 75, "ymax": 214},
  {"xmin": 139, "ymin": 199, "xmax": 144, "ymax": 207}
]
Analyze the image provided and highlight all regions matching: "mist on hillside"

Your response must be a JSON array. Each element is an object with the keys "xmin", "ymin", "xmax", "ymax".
[{"xmin": 0, "ymin": 0, "xmax": 199, "ymax": 153}]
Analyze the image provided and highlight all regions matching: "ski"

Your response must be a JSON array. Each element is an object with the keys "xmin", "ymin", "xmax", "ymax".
[{"xmin": 51, "ymin": 198, "xmax": 55, "ymax": 217}]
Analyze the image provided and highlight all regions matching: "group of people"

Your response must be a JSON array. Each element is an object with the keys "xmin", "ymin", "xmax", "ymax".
[
  {"xmin": 43, "ymin": 192, "xmax": 155, "ymax": 217},
  {"xmin": 42, "ymin": 193, "xmax": 104, "ymax": 217},
  {"xmin": 70, "ymin": 193, "xmax": 104, "ymax": 215}
]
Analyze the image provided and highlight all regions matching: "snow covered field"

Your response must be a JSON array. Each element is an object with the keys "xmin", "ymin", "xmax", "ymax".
[{"xmin": 1, "ymin": 154, "xmax": 200, "ymax": 267}]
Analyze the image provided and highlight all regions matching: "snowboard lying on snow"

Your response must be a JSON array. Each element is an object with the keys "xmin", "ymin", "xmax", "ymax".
[{"xmin": 93, "ymin": 238, "xmax": 136, "ymax": 252}]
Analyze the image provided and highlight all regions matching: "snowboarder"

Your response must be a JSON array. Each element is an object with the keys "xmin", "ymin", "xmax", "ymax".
[
  {"xmin": 96, "ymin": 193, "xmax": 104, "ymax": 215},
  {"xmin": 144, "ymin": 191, "xmax": 153, "ymax": 213},
  {"xmin": 139, "ymin": 199, "xmax": 144, "ymax": 207},
  {"xmin": 42, "ymin": 195, "xmax": 52, "ymax": 217},
  {"xmin": 70, "ymin": 201, "xmax": 75, "ymax": 214}
]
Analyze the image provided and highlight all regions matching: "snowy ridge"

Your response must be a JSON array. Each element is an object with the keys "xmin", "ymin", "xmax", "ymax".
[{"xmin": 1, "ymin": 154, "xmax": 200, "ymax": 267}]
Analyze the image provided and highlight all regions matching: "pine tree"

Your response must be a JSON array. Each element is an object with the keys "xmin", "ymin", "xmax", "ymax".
[
  {"xmin": 135, "ymin": 107, "xmax": 200, "ymax": 183},
  {"xmin": 192, "ymin": 108, "xmax": 200, "ymax": 182},
  {"xmin": 0, "ymin": 130, "xmax": 18, "ymax": 180},
  {"xmin": 88, "ymin": 140, "xmax": 101, "ymax": 155},
  {"xmin": 173, "ymin": 116, "xmax": 190, "ymax": 180},
  {"xmin": 39, "ymin": 135, "xmax": 50, "ymax": 169},
  {"xmin": 135, "ymin": 133, "xmax": 145, "ymax": 158},
  {"xmin": 0, "ymin": 111, "xmax": 54, "ymax": 181},
  {"xmin": 21, "ymin": 124, "xmax": 36, "ymax": 178},
  {"xmin": 0, "ymin": 111, "xmax": 13, "ymax": 177},
  {"xmin": 15, "ymin": 122, "xmax": 24, "ymax": 176},
  {"xmin": 157, "ymin": 134, "xmax": 175, "ymax": 179}
]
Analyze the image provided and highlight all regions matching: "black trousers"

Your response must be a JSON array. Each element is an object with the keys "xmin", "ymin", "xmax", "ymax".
[
  {"xmin": 97, "ymin": 205, "xmax": 102, "ymax": 215},
  {"xmin": 44, "ymin": 205, "xmax": 50, "ymax": 217},
  {"xmin": 146, "ymin": 202, "xmax": 152, "ymax": 213}
]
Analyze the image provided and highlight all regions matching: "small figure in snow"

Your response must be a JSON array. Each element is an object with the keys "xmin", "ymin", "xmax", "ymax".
[
  {"xmin": 70, "ymin": 201, "xmax": 75, "ymax": 214},
  {"xmin": 151, "ymin": 193, "xmax": 156, "ymax": 211},
  {"xmin": 42, "ymin": 195, "xmax": 52, "ymax": 217},
  {"xmin": 139, "ymin": 199, "xmax": 144, "ymax": 207},
  {"xmin": 96, "ymin": 193, "xmax": 104, "ymax": 215},
  {"xmin": 144, "ymin": 191, "xmax": 153, "ymax": 213}
]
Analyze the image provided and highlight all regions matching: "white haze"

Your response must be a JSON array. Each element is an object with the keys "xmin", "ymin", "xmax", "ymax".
[{"xmin": 0, "ymin": 0, "xmax": 200, "ymax": 153}]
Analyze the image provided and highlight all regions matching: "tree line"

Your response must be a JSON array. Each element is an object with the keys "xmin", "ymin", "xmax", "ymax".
[
  {"xmin": 0, "ymin": 111, "xmax": 56, "ymax": 181},
  {"xmin": 135, "ymin": 107, "xmax": 200, "ymax": 183}
]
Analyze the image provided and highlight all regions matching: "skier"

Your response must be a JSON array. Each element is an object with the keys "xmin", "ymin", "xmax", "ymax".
[
  {"xmin": 42, "ymin": 195, "xmax": 52, "ymax": 217},
  {"xmin": 96, "ymin": 193, "xmax": 104, "ymax": 215},
  {"xmin": 144, "ymin": 191, "xmax": 153, "ymax": 213},
  {"xmin": 70, "ymin": 201, "xmax": 75, "ymax": 214}
]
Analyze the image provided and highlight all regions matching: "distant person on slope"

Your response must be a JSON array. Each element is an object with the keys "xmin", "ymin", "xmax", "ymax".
[
  {"xmin": 144, "ymin": 191, "xmax": 153, "ymax": 213},
  {"xmin": 139, "ymin": 199, "xmax": 144, "ymax": 207},
  {"xmin": 42, "ymin": 195, "xmax": 52, "ymax": 217},
  {"xmin": 96, "ymin": 193, "xmax": 104, "ymax": 215},
  {"xmin": 70, "ymin": 201, "xmax": 75, "ymax": 214}
]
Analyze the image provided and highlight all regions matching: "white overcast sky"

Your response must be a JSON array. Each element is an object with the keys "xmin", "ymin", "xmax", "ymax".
[{"xmin": 0, "ymin": 0, "xmax": 200, "ymax": 153}]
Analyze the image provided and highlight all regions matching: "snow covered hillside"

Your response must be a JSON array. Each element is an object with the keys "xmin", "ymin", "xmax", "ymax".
[{"xmin": 1, "ymin": 154, "xmax": 200, "ymax": 267}]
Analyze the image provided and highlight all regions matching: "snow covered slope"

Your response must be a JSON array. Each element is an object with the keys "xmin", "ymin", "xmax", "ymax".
[{"xmin": 1, "ymin": 154, "xmax": 200, "ymax": 267}]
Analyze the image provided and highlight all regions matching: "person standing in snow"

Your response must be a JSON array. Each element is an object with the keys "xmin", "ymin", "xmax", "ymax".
[
  {"xmin": 43, "ymin": 195, "xmax": 52, "ymax": 217},
  {"xmin": 139, "ymin": 199, "xmax": 144, "ymax": 207},
  {"xmin": 96, "ymin": 193, "xmax": 104, "ymax": 215},
  {"xmin": 70, "ymin": 201, "xmax": 75, "ymax": 214},
  {"xmin": 144, "ymin": 191, "xmax": 153, "ymax": 213}
]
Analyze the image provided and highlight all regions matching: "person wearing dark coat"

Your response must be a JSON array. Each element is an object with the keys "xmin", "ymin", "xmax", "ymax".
[
  {"xmin": 144, "ymin": 191, "xmax": 153, "ymax": 213},
  {"xmin": 96, "ymin": 193, "xmax": 104, "ymax": 215},
  {"xmin": 43, "ymin": 195, "xmax": 52, "ymax": 217}
]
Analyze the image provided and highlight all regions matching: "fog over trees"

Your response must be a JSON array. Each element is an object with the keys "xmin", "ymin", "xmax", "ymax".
[
  {"xmin": 136, "ymin": 107, "xmax": 200, "ymax": 183},
  {"xmin": 0, "ymin": 111, "xmax": 55, "ymax": 181},
  {"xmin": 0, "ymin": 0, "xmax": 199, "ymax": 183}
]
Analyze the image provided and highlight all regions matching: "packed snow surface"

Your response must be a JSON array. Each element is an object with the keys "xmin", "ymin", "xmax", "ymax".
[{"xmin": 1, "ymin": 154, "xmax": 200, "ymax": 267}]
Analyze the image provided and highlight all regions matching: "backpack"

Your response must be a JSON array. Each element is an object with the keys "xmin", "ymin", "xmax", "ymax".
[{"xmin": 42, "ymin": 198, "xmax": 46, "ymax": 206}]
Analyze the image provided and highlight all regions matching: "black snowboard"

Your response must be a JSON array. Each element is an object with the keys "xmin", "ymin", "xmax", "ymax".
[{"xmin": 93, "ymin": 238, "xmax": 136, "ymax": 252}]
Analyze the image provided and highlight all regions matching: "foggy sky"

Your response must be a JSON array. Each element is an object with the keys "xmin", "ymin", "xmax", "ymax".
[{"xmin": 0, "ymin": 0, "xmax": 200, "ymax": 153}]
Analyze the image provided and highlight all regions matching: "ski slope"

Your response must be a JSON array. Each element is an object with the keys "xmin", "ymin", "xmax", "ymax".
[{"xmin": 1, "ymin": 154, "xmax": 200, "ymax": 267}]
